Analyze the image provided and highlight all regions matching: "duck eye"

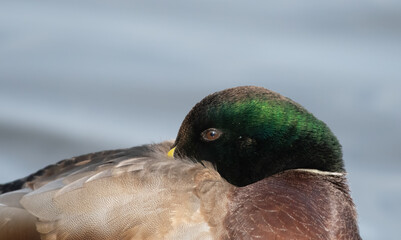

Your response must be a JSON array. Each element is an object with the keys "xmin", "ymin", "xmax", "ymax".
[{"xmin": 201, "ymin": 128, "xmax": 222, "ymax": 142}]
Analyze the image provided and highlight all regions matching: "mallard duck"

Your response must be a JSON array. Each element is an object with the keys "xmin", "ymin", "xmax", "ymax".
[{"xmin": 0, "ymin": 86, "xmax": 361, "ymax": 240}]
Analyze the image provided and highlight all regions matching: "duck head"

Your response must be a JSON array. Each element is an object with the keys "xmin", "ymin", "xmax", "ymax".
[{"xmin": 170, "ymin": 86, "xmax": 344, "ymax": 187}]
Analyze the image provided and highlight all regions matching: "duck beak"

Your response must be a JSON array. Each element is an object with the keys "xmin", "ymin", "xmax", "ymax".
[{"xmin": 167, "ymin": 147, "xmax": 176, "ymax": 158}]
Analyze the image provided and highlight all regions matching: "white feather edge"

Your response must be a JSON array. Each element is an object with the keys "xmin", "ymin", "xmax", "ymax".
[{"xmin": 294, "ymin": 168, "xmax": 345, "ymax": 176}]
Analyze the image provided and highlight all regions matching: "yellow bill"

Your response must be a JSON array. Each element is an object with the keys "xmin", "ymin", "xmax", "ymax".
[{"xmin": 167, "ymin": 147, "xmax": 176, "ymax": 158}]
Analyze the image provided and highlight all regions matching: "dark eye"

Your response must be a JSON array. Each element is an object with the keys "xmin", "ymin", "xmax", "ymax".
[{"xmin": 201, "ymin": 128, "xmax": 222, "ymax": 142}]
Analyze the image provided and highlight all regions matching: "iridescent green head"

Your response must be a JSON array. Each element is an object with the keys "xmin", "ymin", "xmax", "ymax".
[{"xmin": 171, "ymin": 86, "xmax": 344, "ymax": 186}]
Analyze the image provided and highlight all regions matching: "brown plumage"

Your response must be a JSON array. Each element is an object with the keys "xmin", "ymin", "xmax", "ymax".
[{"xmin": 225, "ymin": 170, "xmax": 360, "ymax": 239}]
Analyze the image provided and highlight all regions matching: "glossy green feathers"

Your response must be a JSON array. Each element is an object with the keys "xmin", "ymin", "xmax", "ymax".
[
  {"xmin": 209, "ymin": 98, "xmax": 335, "ymax": 150},
  {"xmin": 173, "ymin": 86, "xmax": 344, "ymax": 186}
]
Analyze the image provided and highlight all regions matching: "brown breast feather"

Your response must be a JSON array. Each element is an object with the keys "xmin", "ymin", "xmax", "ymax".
[{"xmin": 224, "ymin": 170, "xmax": 361, "ymax": 240}]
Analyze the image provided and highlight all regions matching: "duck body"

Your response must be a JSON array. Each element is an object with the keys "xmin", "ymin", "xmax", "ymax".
[
  {"xmin": 0, "ymin": 143, "xmax": 359, "ymax": 240},
  {"xmin": 0, "ymin": 86, "xmax": 361, "ymax": 239}
]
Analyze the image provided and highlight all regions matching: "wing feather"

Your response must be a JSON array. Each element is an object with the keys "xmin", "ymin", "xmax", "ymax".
[
  {"xmin": 0, "ymin": 189, "xmax": 40, "ymax": 240},
  {"xmin": 19, "ymin": 152, "xmax": 228, "ymax": 239}
]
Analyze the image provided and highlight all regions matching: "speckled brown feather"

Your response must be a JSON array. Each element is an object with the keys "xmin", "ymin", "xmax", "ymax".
[
  {"xmin": 0, "ymin": 142, "xmax": 174, "ymax": 193},
  {"xmin": 7, "ymin": 142, "xmax": 232, "ymax": 239},
  {"xmin": 0, "ymin": 189, "xmax": 41, "ymax": 240}
]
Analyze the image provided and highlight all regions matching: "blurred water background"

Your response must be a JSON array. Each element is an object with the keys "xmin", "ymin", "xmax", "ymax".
[{"xmin": 1, "ymin": 0, "xmax": 400, "ymax": 239}]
